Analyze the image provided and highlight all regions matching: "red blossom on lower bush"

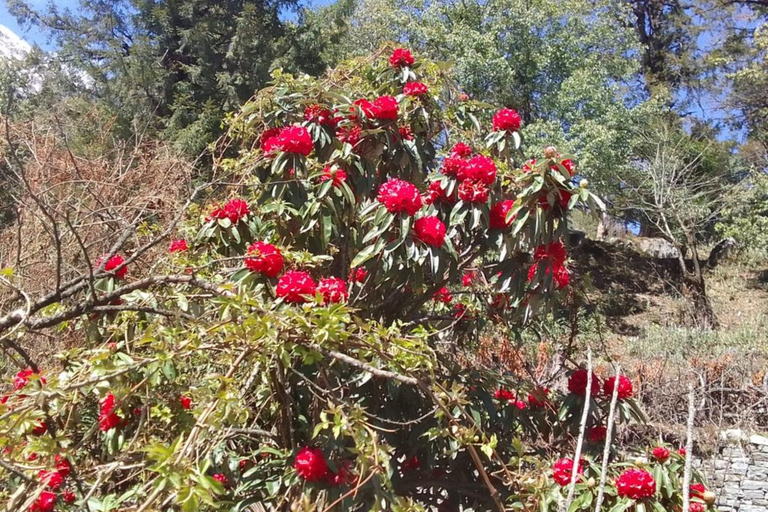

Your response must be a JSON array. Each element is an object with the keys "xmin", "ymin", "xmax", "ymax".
[
  {"xmin": 404, "ymin": 81, "xmax": 428, "ymax": 96},
  {"xmin": 38, "ymin": 469, "xmax": 64, "ymax": 490},
  {"xmin": 413, "ymin": 216, "xmax": 446, "ymax": 247},
  {"xmin": 348, "ymin": 267, "xmax": 368, "ymax": 283},
  {"xmin": 527, "ymin": 387, "xmax": 550, "ymax": 408},
  {"xmin": 98, "ymin": 392, "xmax": 121, "ymax": 431},
  {"xmin": 29, "ymin": 491, "xmax": 56, "ymax": 512},
  {"xmin": 587, "ymin": 425, "xmax": 608, "ymax": 443},
  {"xmin": 457, "ymin": 179, "xmax": 488, "ymax": 203},
  {"xmin": 276, "ymin": 271, "xmax": 317, "ymax": 304},
  {"xmin": 489, "ymin": 200, "xmax": 516, "ymax": 229},
  {"xmin": 274, "ymin": 125, "xmax": 313, "ymax": 156},
  {"xmin": 96, "ymin": 254, "xmax": 128, "ymax": 280},
  {"xmin": 567, "ymin": 369, "xmax": 601, "ymax": 396},
  {"xmin": 319, "ymin": 167, "xmax": 347, "ymax": 187},
  {"xmin": 179, "ymin": 395, "xmax": 192, "ymax": 410},
  {"xmin": 169, "ymin": 239, "xmax": 189, "ymax": 253},
  {"xmin": 450, "ymin": 142, "xmax": 472, "ymax": 158},
  {"xmin": 615, "ymin": 468, "xmax": 656, "ymax": 500},
  {"xmin": 552, "ymin": 457, "xmax": 583, "ymax": 486},
  {"xmin": 318, "ymin": 277, "xmax": 348, "ymax": 304},
  {"xmin": 244, "ymin": 242, "xmax": 284, "ymax": 278},
  {"xmin": 377, "ymin": 178, "xmax": 423, "ymax": 215},
  {"xmin": 652, "ymin": 446, "xmax": 670, "ymax": 462},
  {"xmin": 389, "ymin": 48, "xmax": 414, "ymax": 68},
  {"xmin": 433, "ymin": 287, "xmax": 452, "ymax": 304},
  {"xmin": 441, "ymin": 156, "xmax": 468, "ymax": 177},
  {"xmin": 294, "ymin": 447, "xmax": 329, "ymax": 482},
  {"xmin": 603, "ymin": 374, "xmax": 634, "ymax": 400},
  {"xmin": 492, "ymin": 107, "xmax": 522, "ymax": 132}
]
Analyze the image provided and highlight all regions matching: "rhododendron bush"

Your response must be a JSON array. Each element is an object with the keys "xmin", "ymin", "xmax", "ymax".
[{"xmin": 0, "ymin": 48, "xmax": 714, "ymax": 512}]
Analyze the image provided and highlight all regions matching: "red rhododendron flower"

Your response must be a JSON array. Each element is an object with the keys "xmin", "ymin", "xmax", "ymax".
[
  {"xmin": 404, "ymin": 82, "xmax": 428, "ymax": 96},
  {"xmin": 294, "ymin": 446, "xmax": 329, "ymax": 481},
  {"xmin": 96, "ymin": 254, "xmax": 128, "ymax": 280},
  {"xmin": 522, "ymin": 158, "xmax": 537, "ymax": 172},
  {"xmin": 244, "ymin": 242, "xmax": 284, "ymax": 278},
  {"xmin": 14, "ymin": 368, "xmax": 45, "ymax": 391},
  {"xmin": 402, "ymin": 455, "xmax": 420, "ymax": 472},
  {"xmin": 691, "ymin": 483, "xmax": 706, "ymax": 498},
  {"xmin": 462, "ymin": 271, "xmax": 476, "ymax": 287},
  {"xmin": 678, "ymin": 447, "xmax": 687, "ymax": 456},
  {"xmin": 615, "ymin": 468, "xmax": 656, "ymax": 500},
  {"xmin": 460, "ymin": 155, "xmax": 497, "ymax": 184},
  {"xmin": 494, "ymin": 388, "xmax": 515, "ymax": 403},
  {"xmin": 451, "ymin": 142, "xmax": 472, "ymax": 158},
  {"xmin": 587, "ymin": 425, "xmax": 608, "ymax": 443},
  {"xmin": 567, "ymin": 369, "xmax": 601, "ymax": 396},
  {"xmin": 377, "ymin": 178, "xmax": 422, "ymax": 215},
  {"xmin": 539, "ymin": 189, "xmax": 573, "ymax": 211},
  {"xmin": 180, "ymin": 395, "xmax": 191, "ymax": 410},
  {"xmin": 32, "ymin": 421, "xmax": 47, "ymax": 436},
  {"xmin": 275, "ymin": 125, "xmax": 313, "ymax": 156},
  {"xmin": 98, "ymin": 392, "xmax": 121, "ymax": 431},
  {"xmin": 527, "ymin": 387, "xmax": 550, "ymax": 408},
  {"xmin": 30, "ymin": 491, "xmax": 56, "ymax": 512},
  {"xmin": 398, "ymin": 125, "xmax": 414, "ymax": 140},
  {"xmin": 348, "ymin": 267, "xmax": 368, "ymax": 283},
  {"xmin": 276, "ymin": 271, "xmax": 317, "ymax": 304},
  {"xmin": 603, "ymin": 375, "xmax": 634, "ymax": 400},
  {"xmin": 260, "ymin": 127, "xmax": 281, "ymax": 154},
  {"xmin": 239, "ymin": 459, "xmax": 252, "ymax": 472},
  {"xmin": 326, "ymin": 460, "xmax": 356, "ymax": 486},
  {"xmin": 169, "ymin": 239, "xmax": 188, "ymax": 253},
  {"xmin": 433, "ymin": 287, "xmax": 452, "ymax": 304},
  {"xmin": 489, "ymin": 200, "xmax": 516, "ymax": 229},
  {"xmin": 527, "ymin": 262, "xmax": 570, "ymax": 289},
  {"xmin": 336, "ymin": 125, "xmax": 361, "ymax": 146},
  {"xmin": 55, "ymin": 454, "xmax": 71, "ymax": 478},
  {"xmin": 559, "ymin": 159, "xmax": 576, "ymax": 176},
  {"xmin": 62, "ymin": 490, "xmax": 76, "ymax": 504},
  {"xmin": 690, "ymin": 503, "xmax": 706, "ymax": 512},
  {"xmin": 371, "ymin": 96, "xmax": 399, "ymax": 120},
  {"xmin": 453, "ymin": 303, "xmax": 467, "ymax": 319},
  {"xmin": 552, "ymin": 458, "xmax": 583, "ymax": 486},
  {"xmin": 38, "ymin": 470, "xmax": 64, "ymax": 490},
  {"xmin": 533, "ymin": 241, "xmax": 567, "ymax": 265},
  {"xmin": 457, "ymin": 180, "xmax": 488, "ymax": 203},
  {"xmin": 389, "ymin": 48, "xmax": 414, "ymax": 68},
  {"xmin": 209, "ymin": 198, "xmax": 250, "ymax": 224},
  {"xmin": 319, "ymin": 167, "xmax": 348, "ymax": 188},
  {"xmin": 514, "ymin": 400, "xmax": 527, "ymax": 410},
  {"xmin": 492, "ymin": 107, "xmax": 522, "ymax": 132},
  {"xmin": 442, "ymin": 156, "xmax": 468, "ymax": 177},
  {"xmin": 413, "ymin": 216, "xmax": 446, "ymax": 247},
  {"xmin": 652, "ymin": 446, "xmax": 670, "ymax": 463},
  {"xmin": 212, "ymin": 473, "xmax": 228, "ymax": 486},
  {"xmin": 353, "ymin": 98, "xmax": 375, "ymax": 118},
  {"xmin": 424, "ymin": 180, "xmax": 452, "ymax": 205},
  {"xmin": 304, "ymin": 105, "xmax": 336, "ymax": 127},
  {"xmin": 318, "ymin": 277, "xmax": 348, "ymax": 304}
]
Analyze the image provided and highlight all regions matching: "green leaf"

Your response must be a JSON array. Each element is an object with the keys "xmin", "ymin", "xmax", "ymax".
[{"xmin": 351, "ymin": 244, "xmax": 378, "ymax": 268}]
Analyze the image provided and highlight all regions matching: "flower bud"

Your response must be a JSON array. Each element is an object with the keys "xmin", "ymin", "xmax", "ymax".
[
  {"xmin": 587, "ymin": 477, "xmax": 596, "ymax": 488},
  {"xmin": 459, "ymin": 93, "xmax": 469, "ymax": 102},
  {"xmin": 703, "ymin": 491, "xmax": 716, "ymax": 504},
  {"xmin": 544, "ymin": 146, "xmax": 558, "ymax": 159},
  {"xmin": 634, "ymin": 456, "xmax": 648, "ymax": 466},
  {"xmin": 579, "ymin": 179, "xmax": 589, "ymax": 189}
]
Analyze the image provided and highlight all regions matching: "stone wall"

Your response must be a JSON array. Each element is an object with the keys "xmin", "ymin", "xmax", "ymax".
[{"xmin": 696, "ymin": 431, "xmax": 768, "ymax": 512}]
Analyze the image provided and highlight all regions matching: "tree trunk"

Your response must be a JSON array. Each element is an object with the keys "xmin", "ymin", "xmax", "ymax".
[{"xmin": 683, "ymin": 234, "xmax": 718, "ymax": 329}]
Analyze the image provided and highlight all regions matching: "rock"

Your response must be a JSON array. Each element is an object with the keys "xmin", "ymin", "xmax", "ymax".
[
  {"xmin": 750, "ymin": 434, "xmax": 768, "ymax": 447},
  {"xmin": 631, "ymin": 237, "xmax": 682, "ymax": 259}
]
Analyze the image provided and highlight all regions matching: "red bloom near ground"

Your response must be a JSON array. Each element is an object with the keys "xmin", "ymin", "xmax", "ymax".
[
  {"xmin": 98, "ymin": 392, "xmax": 121, "ymax": 431},
  {"xmin": 442, "ymin": 156, "xmax": 468, "ymax": 177},
  {"xmin": 180, "ymin": 395, "xmax": 192, "ymax": 410},
  {"xmin": 55, "ymin": 454, "xmax": 71, "ymax": 477},
  {"xmin": 304, "ymin": 105, "xmax": 336, "ymax": 127},
  {"xmin": 97, "ymin": 254, "xmax": 128, "ymax": 280},
  {"xmin": 399, "ymin": 125, "xmax": 414, "ymax": 140},
  {"xmin": 14, "ymin": 367, "xmax": 45, "ymax": 391},
  {"xmin": 527, "ymin": 387, "xmax": 550, "ymax": 408},
  {"xmin": 348, "ymin": 267, "xmax": 368, "ymax": 283},
  {"xmin": 691, "ymin": 482, "xmax": 706, "ymax": 498},
  {"xmin": 489, "ymin": 200, "xmax": 516, "ymax": 229},
  {"xmin": 603, "ymin": 375, "xmax": 634, "ymax": 400},
  {"xmin": 552, "ymin": 458, "xmax": 583, "ymax": 486},
  {"xmin": 460, "ymin": 155, "xmax": 497, "ymax": 184},
  {"xmin": 38, "ymin": 469, "xmax": 64, "ymax": 490},
  {"xmin": 567, "ymin": 369, "xmax": 601, "ymax": 396},
  {"xmin": 652, "ymin": 446, "xmax": 670, "ymax": 462},
  {"xmin": 527, "ymin": 262, "xmax": 570, "ymax": 289},
  {"xmin": 414, "ymin": 216, "xmax": 446, "ymax": 247},
  {"xmin": 451, "ymin": 142, "xmax": 472, "ymax": 158},
  {"xmin": 457, "ymin": 180, "xmax": 488, "ymax": 203},
  {"xmin": 377, "ymin": 178, "xmax": 423, "ymax": 215},
  {"xmin": 294, "ymin": 446, "xmax": 329, "ymax": 481},
  {"xmin": 690, "ymin": 503, "xmax": 706, "ymax": 512},
  {"xmin": 433, "ymin": 287, "xmax": 452, "ymax": 304},
  {"xmin": 336, "ymin": 125, "xmax": 361, "ymax": 146},
  {"xmin": 212, "ymin": 473, "xmax": 228, "ymax": 486},
  {"xmin": 492, "ymin": 108, "xmax": 522, "ymax": 132},
  {"xmin": 210, "ymin": 198, "xmax": 250, "ymax": 224},
  {"xmin": 587, "ymin": 425, "xmax": 608, "ymax": 443},
  {"xmin": 260, "ymin": 127, "xmax": 281, "ymax": 154},
  {"xmin": 494, "ymin": 388, "xmax": 515, "ymax": 403},
  {"xmin": 389, "ymin": 48, "xmax": 414, "ymax": 68},
  {"xmin": 62, "ymin": 490, "xmax": 76, "ymax": 504},
  {"xmin": 615, "ymin": 468, "xmax": 656, "ymax": 500},
  {"xmin": 558, "ymin": 158, "xmax": 576, "ymax": 176},
  {"xmin": 461, "ymin": 271, "xmax": 476, "ymax": 287},
  {"xmin": 372, "ymin": 95, "xmax": 399, "ymax": 120},
  {"xmin": 404, "ymin": 81, "xmax": 428, "ymax": 96},
  {"xmin": 276, "ymin": 271, "xmax": 317, "ymax": 304},
  {"xmin": 244, "ymin": 242, "xmax": 284, "ymax": 278},
  {"xmin": 318, "ymin": 277, "xmax": 348, "ymax": 304},
  {"xmin": 424, "ymin": 180, "xmax": 451, "ymax": 205},
  {"xmin": 169, "ymin": 239, "xmax": 189, "ymax": 253},
  {"xmin": 533, "ymin": 241, "xmax": 567, "ymax": 265},
  {"xmin": 30, "ymin": 491, "xmax": 56, "ymax": 512},
  {"xmin": 275, "ymin": 125, "xmax": 313, "ymax": 156}
]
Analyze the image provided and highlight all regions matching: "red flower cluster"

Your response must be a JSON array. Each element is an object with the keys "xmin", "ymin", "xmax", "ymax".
[
  {"xmin": 451, "ymin": 142, "xmax": 472, "ymax": 158},
  {"xmin": 459, "ymin": 155, "xmax": 497, "ymax": 184},
  {"xmin": 404, "ymin": 81, "xmax": 428, "ymax": 96},
  {"xmin": 209, "ymin": 198, "xmax": 250, "ymax": 224},
  {"xmin": 603, "ymin": 375, "xmax": 634, "ymax": 400},
  {"xmin": 96, "ymin": 254, "xmax": 128, "ymax": 280},
  {"xmin": 489, "ymin": 200, "xmax": 516, "ymax": 229},
  {"xmin": 294, "ymin": 446, "xmax": 329, "ymax": 481},
  {"xmin": 691, "ymin": 483, "xmax": 706, "ymax": 499},
  {"xmin": 180, "ymin": 395, "xmax": 192, "ymax": 410},
  {"xmin": 212, "ymin": 473, "xmax": 228, "ymax": 486},
  {"xmin": 276, "ymin": 271, "xmax": 317, "ymax": 303},
  {"xmin": 98, "ymin": 392, "xmax": 121, "ymax": 431},
  {"xmin": 389, "ymin": 48, "xmax": 414, "ymax": 68},
  {"xmin": 62, "ymin": 490, "xmax": 76, "ymax": 504},
  {"xmin": 244, "ymin": 242, "xmax": 284, "ymax": 278},
  {"xmin": 371, "ymin": 96, "xmax": 399, "ymax": 120},
  {"xmin": 424, "ymin": 180, "xmax": 452, "ymax": 205},
  {"xmin": 567, "ymin": 369, "xmax": 601, "ymax": 396},
  {"xmin": 399, "ymin": 125, "xmax": 414, "ymax": 140},
  {"xmin": 260, "ymin": 127, "xmax": 281, "ymax": 154},
  {"xmin": 169, "ymin": 239, "xmax": 188, "ymax": 253},
  {"xmin": 492, "ymin": 107, "xmax": 522, "ymax": 132},
  {"xmin": 14, "ymin": 367, "xmax": 45, "ymax": 391},
  {"xmin": 55, "ymin": 455, "xmax": 71, "ymax": 478},
  {"xmin": 539, "ymin": 189, "xmax": 573, "ymax": 211},
  {"xmin": 348, "ymin": 267, "xmax": 368, "ymax": 283},
  {"xmin": 457, "ymin": 179, "xmax": 488, "ymax": 203},
  {"xmin": 527, "ymin": 387, "xmax": 550, "ymax": 408},
  {"xmin": 615, "ymin": 468, "xmax": 656, "ymax": 500},
  {"xmin": 441, "ymin": 156, "xmax": 468, "ymax": 177},
  {"xmin": 433, "ymin": 287, "xmax": 452, "ymax": 304},
  {"xmin": 414, "ymin": 216, "xmax": 446, "ymax": 247},
  {"xmin": 319, "ymin": 167, "xmax": 348, "ymax": 188},
  {"xmin": 494, "ymin": 388, "xmax": 515, "ymax": 403},
  {"xmin": 533, "ymin": 241, "xmax": 567, "ymax": 263},
  {"xmin": 30, "ymin": 491, "xmax": 56, "ymax": 512},
  {"xmin": 461, "ymin": 271, "xmax": 476, "ymax": 287},
  {"xmin": 554, "ymin": 158, "xmax": 576, "ymax": 176},
  {"xmin": 39, "ymin": 470, "xmax": 64, "ymax": 490},
  {"xmin": 274, "ymin": 125, "xmax": 313, "ymax": 156},
  {"xmin": 401, "ymin": 455, "xmax": 420, "ymax": 472},
  {"xmin": 318, "ymin": 277, "xmax": 348, "ymax": 304},
  {"xmin": 377, "ymin": 178, "xmax": 423, "ymax": 215},
  {"xmin": 336, "ymin": 125, "xmax": 361, "ymax": 146},
  {"xmin": 652, "ymin": 446, "xmax": 670, "ymax": 463},
  {"xmin": 528, "ymin": 241, "xmax": 570, "ymax": 289},
  {"xmin": 587, "ymin": 425, "xmax": 608, "ymax": 443},
  {"xmin": 552, "ymin": 458, "xmax": 583, "ymax": 486},
  {"xmin": 304, "ymin": 105, "xmax": 336, "ymax": 127},
  {"xmin": 326, "ymin": 460, "xmax": 356, "ymax": 487}
]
